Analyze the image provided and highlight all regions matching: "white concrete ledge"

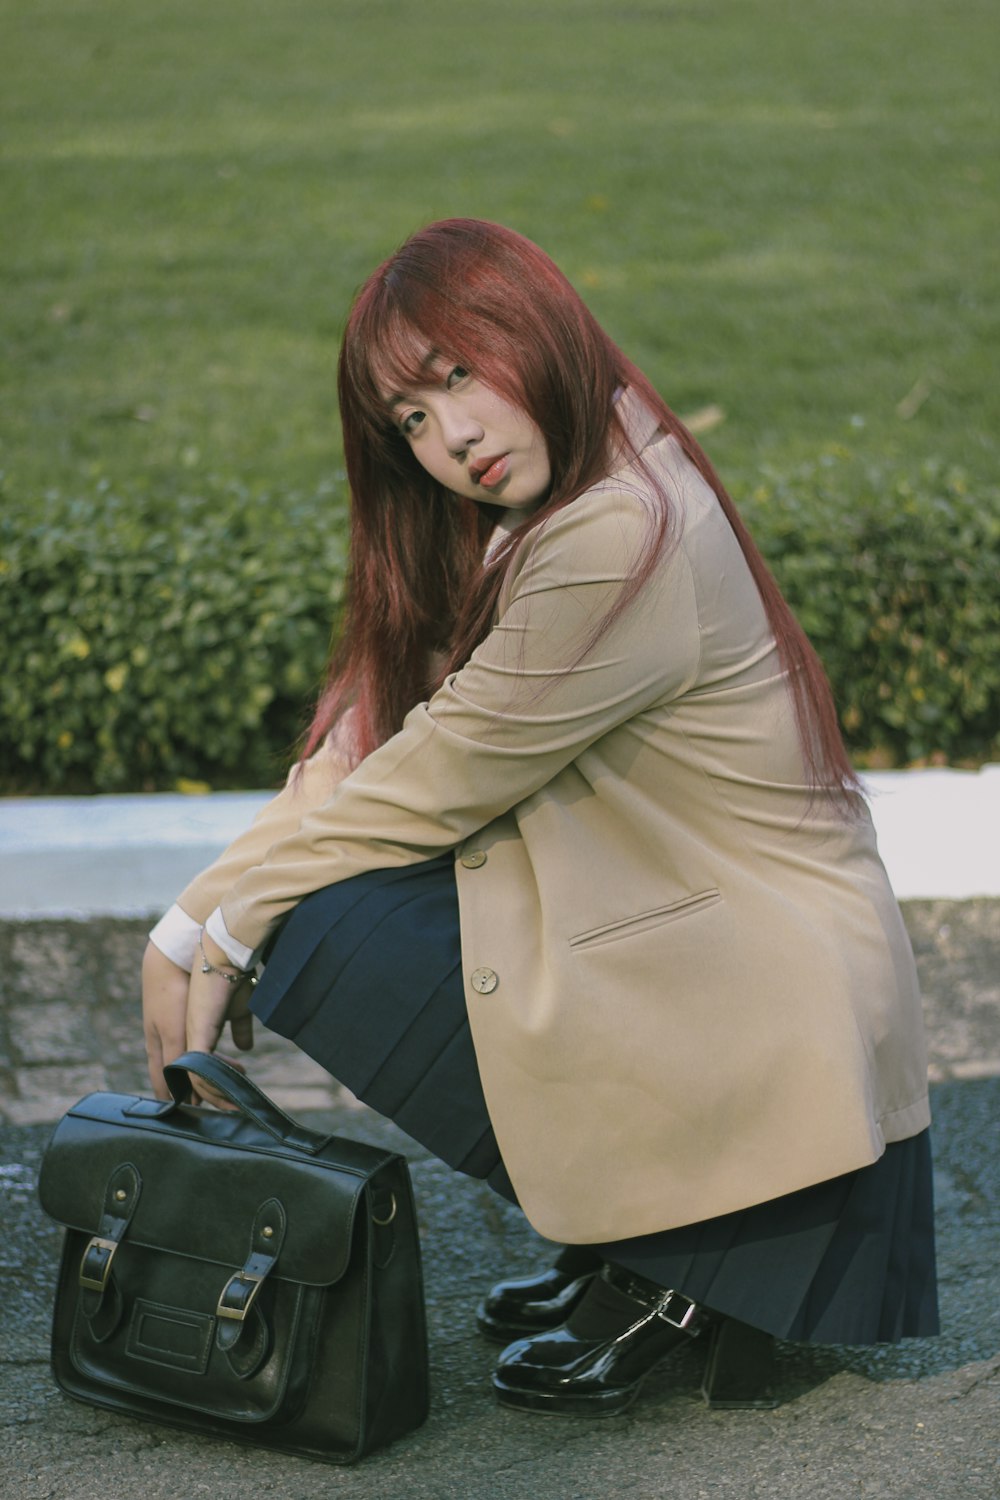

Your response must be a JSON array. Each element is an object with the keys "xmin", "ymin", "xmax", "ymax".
[
  {"xmin": 0, "ymin": 768, "xmax": 997, "ymax": 918},
  {"xmin": 860, "ymin": 765, "xmax": 1000, "ymax": 901},
  {"xmin": 0, "ymin": 791, "xmax": 270, "ymax": 918}
]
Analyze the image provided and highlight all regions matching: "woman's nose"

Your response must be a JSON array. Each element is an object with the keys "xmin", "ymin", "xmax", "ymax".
[{"xmin": 441, "ymin": 405, "xmax": 484, "ymax": 456}]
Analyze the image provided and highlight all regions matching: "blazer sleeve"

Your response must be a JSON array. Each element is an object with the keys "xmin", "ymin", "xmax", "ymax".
[
  {"xmin": 212, "ymin": 480, "xmax": 703, "ymax": 963},
  {"xmin": 172, "ymin": 725, "xmax": 356, "ymax": 927}
]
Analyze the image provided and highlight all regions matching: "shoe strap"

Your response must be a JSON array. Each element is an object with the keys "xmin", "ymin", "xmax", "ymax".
[{"xmin": 602, "ymin": 1265, "xmax": 713, "ymax": 1337}]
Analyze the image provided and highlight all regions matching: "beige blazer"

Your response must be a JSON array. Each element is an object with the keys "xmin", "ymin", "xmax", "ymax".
[{"xmin": 179, "ymin": 395, "xmax": 930, "ymax": 1244}]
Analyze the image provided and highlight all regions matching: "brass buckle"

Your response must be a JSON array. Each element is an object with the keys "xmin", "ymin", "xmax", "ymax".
[
  {"xmin": 216, "ymin": 1272, "xmax": 265, "ymax": 1322},
  {"xmin": 79, "ymin": 1236, "xmax": 118, "ymax": 1293}
]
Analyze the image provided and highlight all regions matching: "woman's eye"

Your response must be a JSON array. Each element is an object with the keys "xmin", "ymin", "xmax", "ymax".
[
  {"xmin": 401, "ymin": 410, "xmax": 425, "ymax": 436},
  {"xmin": 446, "ymin": 366, "xmax": 469, "ymax": 388}
]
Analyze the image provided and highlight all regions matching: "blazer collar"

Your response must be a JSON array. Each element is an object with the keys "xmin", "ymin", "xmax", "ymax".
[{"xmin": 611, "ymin": 386, "xmax": 663, "ymax": 471}]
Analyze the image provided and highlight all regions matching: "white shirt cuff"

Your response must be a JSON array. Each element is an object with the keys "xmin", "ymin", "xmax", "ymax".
[
  {"xmin": 204, "ymin": 907, "xmax": 257, "ymax": 971},
  {"xmin": 148, "ymin": 904, "xmax": 202, "ymax": 972}
]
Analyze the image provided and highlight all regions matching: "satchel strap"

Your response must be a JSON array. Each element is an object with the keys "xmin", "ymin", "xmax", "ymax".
[
  {"xmin": 78, "ymin": 1162, "xmax": 142, "ymax": 1341},
  {"xmin": 78, "ymin": 1162, "xmax": 142, "ymax": 1297},
  {"xmin": 216, "ymin": 1198, "xmax": 286, "ymax": 1328},
  {"xmin": 163, "ymin": 1053, "xmax": 333, "ymax": 1156},
  {"xmin": 215, "ymin": 1197, "xmax": 287, "ymax": 1374}
]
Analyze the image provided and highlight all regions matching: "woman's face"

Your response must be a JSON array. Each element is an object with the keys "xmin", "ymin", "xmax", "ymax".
[{"xmin": 382, "ymin": 355, "xmax": 551, "ymax": 510}]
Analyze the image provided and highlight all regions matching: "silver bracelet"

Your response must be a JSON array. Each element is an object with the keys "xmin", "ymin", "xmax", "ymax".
[{"xmin": 198, "ymin": 935, "xmax": 256, "ymax": 987}]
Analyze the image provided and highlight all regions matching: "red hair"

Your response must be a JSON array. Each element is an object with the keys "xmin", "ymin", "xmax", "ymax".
[{"xmin": 305, "ymin": 219, "xmax": 861, "ymax": 809}]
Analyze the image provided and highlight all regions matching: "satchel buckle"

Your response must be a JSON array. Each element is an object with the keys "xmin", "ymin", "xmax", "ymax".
[
  {"xmin": 79, "ymin": 1236, "xmax": 119, "ymax": 1293},
  {"xmin": 216, "ymin": 1271, "xmax": 265, "ymax": 1322}
]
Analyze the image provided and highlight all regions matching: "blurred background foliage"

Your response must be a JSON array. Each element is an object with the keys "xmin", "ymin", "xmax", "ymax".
[{"xmin": 1, "ymin": 0, "xmax": 997, "ymax": 789}]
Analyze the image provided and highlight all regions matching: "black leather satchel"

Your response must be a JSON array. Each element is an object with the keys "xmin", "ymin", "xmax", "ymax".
[{"xmin": 38, "ymin": 1052, "xmax": 429, "ymax": 1463}]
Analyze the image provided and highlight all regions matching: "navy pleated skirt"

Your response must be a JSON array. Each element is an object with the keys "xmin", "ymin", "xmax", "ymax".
[{"xmin": 250, "ymin": 856, "xmax": 939, "ymax": 1345}]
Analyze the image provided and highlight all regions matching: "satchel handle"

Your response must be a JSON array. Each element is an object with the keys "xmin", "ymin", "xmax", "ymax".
[{"xmin": 163, "ymin": 1051, "xmax": 331, "ymax": 1157}]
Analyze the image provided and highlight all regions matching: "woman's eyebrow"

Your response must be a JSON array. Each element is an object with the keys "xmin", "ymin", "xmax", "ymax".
[{"xmin": 382, "ymin": 347, "xmax": 442, "ymax": 409}]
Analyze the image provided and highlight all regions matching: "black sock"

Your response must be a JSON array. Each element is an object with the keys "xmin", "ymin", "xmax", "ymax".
[
  {"xmin": 553, "ymin": 1244, "xmax": 604, "ymax": 1278},
  {"xmin": 564, "ymin": 1268, "xmax": 661, "ymax": 1339}
]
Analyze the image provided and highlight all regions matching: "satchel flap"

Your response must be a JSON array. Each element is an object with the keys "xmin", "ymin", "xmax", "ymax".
[{"xmin": 39, "ymin": 1092, "xmax": 401, "ymax": 1286}]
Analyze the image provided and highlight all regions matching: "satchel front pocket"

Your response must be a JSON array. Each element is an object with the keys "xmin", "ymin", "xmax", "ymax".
[
  {"xmin": 569, "ymin": 888, "xmax": 722, "ymax": 951},
  {"xmin": 63, "ymin": 1232, "xmax": 311, "ymax": 1424}
]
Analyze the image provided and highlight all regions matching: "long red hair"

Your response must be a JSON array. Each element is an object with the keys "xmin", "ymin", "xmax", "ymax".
[{"xmin": 305, "ymin": 218, "xmax": 860, "ymax": 808}]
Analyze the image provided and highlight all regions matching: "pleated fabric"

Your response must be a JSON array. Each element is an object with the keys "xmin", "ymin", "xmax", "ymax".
[
  {"xmin": 250, "ymin": 856, "xmax": 939, "ymax": 1345},
  {"xmin": 251, "ymin": 857, "xmax": 516, "ymax": 1198},
  {"xmin": 593, "ymin": 1129, "xmax": 938, "ymax": 1342}
]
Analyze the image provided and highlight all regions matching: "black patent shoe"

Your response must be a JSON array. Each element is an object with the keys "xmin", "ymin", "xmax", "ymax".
[
  {"xmin": 493, "ymin": 1264, "xmax": 780, "ymax": 1415},
  {"xmin": 493, "ymin": 1263, "xmax": 714, "ymax": 1415},
  {"xmin": 700, "ymin": 1315, "xmax": 779, "ymax": 1409},
  {"xmin": 476, "ymin": 1246, "xmax": 602, "ymax": 1343}
]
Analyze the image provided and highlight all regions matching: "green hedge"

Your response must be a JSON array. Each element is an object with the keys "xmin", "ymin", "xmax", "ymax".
[
  {"xmin": 0, "ymin": 480, "xmax": 348, "ymax": 792},
  {"xmin": 1, "ymin": 453, "xmax": 997, "ymax": 793},
  {"xmin": 740, "ymin": 453, "xmax": 1000, "ymax": 768}
]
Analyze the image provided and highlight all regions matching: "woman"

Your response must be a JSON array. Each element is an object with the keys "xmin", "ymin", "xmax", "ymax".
[{"xmin": 143, "ymin": 219, "xmax": 938, "ymax": 1416}]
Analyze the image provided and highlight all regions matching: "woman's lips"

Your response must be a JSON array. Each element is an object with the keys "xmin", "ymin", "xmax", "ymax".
[{"xmin": 472, "ymin": 454, "xmax": 509, "ymax": 489}]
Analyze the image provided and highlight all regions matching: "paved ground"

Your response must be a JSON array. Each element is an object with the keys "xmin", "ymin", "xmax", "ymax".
[{"xmin": 1, "ymin": 900, "xmax": 998, "ymax": 1498}]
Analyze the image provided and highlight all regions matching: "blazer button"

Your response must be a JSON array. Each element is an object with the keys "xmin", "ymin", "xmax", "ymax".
[
  {"xmin": 460, "ymin": 850, "xmax": 487, "ymax": 869},
  {"xmin": 470, "ymin": 967, "xmax": 499, "ymax": 995}
]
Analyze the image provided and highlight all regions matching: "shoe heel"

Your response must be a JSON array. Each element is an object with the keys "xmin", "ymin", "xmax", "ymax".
[{"xmin": 701, "ymin": 1318, "xmax": 780, "ymax": 1409}]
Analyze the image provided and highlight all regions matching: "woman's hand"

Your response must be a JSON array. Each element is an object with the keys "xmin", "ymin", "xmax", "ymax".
[
  {"xmin": 185, "ymin": 934, "xmax": 256, "ymax": 1054},
  {"xmin": 142, "ymin": 935, "xmax": 255, "ymax": 1105},
  {"xmin": 142, "ymin": 940, "xmax": 194, "ymax": 1100},
  {"xmin": 182, "ymin": 931, "xmax": 256, "ymax": 1107}
]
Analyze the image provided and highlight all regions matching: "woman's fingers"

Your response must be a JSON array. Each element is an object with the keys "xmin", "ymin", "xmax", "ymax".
[
  {"xmin": 230, "ymin": 1009, "xmax": 255, "ymax": 1051},
  {"xmin": 142, "ymin": 936, "xmax": 257, "ymax": 1109},
  {"xmin": 186, "ymin": 1054, "xmax": 247, "ymax": 1110},
  {"xmin": 141, "ymin": 942, "xmax": 193, "ymax": 1100},
  {"xmin": 185, "ymin": 963, "xmax": 256, "ymax": 1108}
]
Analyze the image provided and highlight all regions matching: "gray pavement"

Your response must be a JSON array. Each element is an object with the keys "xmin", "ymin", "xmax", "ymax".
[{"xmin": 1, "ymin": 900, "xmax": 998, "ymax": 1498}]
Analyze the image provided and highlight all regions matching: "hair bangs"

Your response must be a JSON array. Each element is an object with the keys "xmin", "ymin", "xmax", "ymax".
[{"xmin": 345, "ymin": 298, "xmax": 433, "ymax": 434}]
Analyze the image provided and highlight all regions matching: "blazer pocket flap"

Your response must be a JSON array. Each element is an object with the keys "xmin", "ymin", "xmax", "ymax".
[{"xmin": 569, "ymin": 888, "xmax": 721, "ymax": 950}]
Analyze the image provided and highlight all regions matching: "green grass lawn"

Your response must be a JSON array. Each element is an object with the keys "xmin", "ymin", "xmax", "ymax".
[{"xmin": 3, "ymin": 0, "xmax": 997, "ymax": 506}]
